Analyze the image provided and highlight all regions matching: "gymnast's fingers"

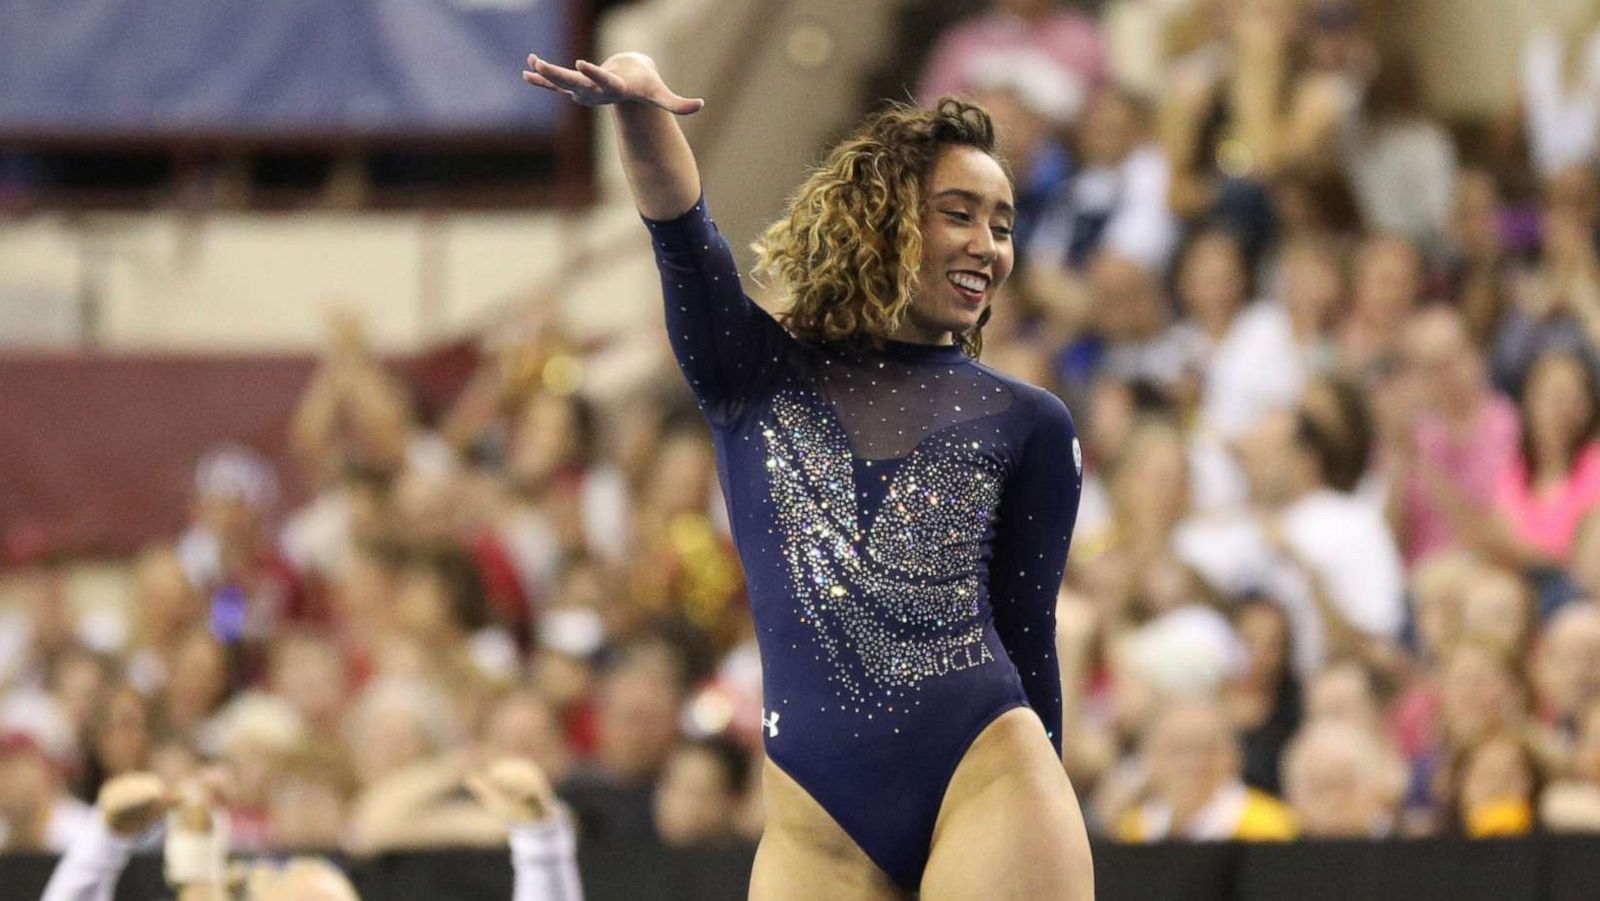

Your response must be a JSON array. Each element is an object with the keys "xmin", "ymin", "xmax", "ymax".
[
  {"xmin": 531, "ymin": 56, "xmax": 603, "ymax": 96},
  {"xmin": 655, "ymin": 90, "xmax": 706, "ymax": 115},
  {"xmin": 521, "ymin": 70, "xmax": 566, "ymax": 94},
  {"xmin": 574, "ymin": 59, "xmax": 628, "ymax": 93},
  {"xmin": 583, "ymin": 59, "xmax": 704, "ymax": 114}
]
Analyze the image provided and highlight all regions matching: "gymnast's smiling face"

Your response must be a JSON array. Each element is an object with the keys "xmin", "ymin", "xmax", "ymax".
[{"xmin": 900, "ymin": 146, "xmax": 1015, "ymax": 346}]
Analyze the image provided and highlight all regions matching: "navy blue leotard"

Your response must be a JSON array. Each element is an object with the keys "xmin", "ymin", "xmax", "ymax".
[{"xmin": 645, "ymin": 196, "xmax": 1082, "ymax": 890}]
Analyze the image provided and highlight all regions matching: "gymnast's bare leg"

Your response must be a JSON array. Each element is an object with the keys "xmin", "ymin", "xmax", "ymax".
[
  {"xmin": 749, "ymin": 760, "xmax": 904, "ymax": 901},
  {"xmin": 922, "ymin": 708, "xmax": 1094, "ymax": 901}
]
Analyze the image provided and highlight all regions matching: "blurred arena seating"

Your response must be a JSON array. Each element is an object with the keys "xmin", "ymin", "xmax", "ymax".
[{"xmin": 6, "ymin": 2, "xmax": 1600, "ymax": 900}]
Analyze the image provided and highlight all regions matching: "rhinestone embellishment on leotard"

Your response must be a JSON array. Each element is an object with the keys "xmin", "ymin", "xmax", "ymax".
[{"xmin": 760, "ymin": 386, "xmax": 1003, "ymax": 708}]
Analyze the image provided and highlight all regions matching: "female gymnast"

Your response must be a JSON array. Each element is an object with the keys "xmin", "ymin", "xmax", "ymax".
[{"xmin": 522, "ymin": 52, "xmax": 1093, "ymax": 901}]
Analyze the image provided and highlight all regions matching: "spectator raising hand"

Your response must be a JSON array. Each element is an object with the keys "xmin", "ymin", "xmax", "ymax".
[
  {"xmin": 100, "ymin": 772, "xmax": 171, "ymax": 838},
  {"xmin": 469, "ymin": 757, "xmax": 585, "ymax": 901},
  {"xmin": 467, "ymin": 757, "xmax": 560, "ymax": 825}
]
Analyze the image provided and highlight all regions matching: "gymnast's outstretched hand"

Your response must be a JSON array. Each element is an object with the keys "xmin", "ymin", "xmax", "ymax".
[{"xmin": 522, "ymin": 52, "xmax": 704, "ymax": 115}]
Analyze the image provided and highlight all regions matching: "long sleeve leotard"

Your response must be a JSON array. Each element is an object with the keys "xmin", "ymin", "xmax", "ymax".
[{"xmin": 645, "ymin": 196, "xmax": 1081, "ymax": 889}]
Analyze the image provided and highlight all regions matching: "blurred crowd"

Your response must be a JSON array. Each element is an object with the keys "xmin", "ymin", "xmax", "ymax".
[{"xmin": 7, "ymin": 0, "xmax": 1600, "ymax": 863}]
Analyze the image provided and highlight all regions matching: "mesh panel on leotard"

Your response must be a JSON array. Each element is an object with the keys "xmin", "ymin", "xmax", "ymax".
[{"xmin": 807, "ymin": 346, "xmax": 1016, "ymax": 461}]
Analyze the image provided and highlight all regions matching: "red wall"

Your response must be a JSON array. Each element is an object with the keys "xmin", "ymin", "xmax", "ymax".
[{"xmin": 0, "ymin": 343, "xmax": 477, "ymax": 562}]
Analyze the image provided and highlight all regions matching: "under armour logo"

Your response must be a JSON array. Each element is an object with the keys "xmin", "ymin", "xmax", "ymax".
[{"xmin": 761, "ymin": 709, "xmax": 780, "ymax": 738}]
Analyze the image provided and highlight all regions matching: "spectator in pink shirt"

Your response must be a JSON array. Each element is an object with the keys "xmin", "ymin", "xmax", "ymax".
[
  {"xmin": 916, "ymin": 0, "xmax": 1106, "ymax": 106},
  {"xmin": 1491, "ymin": 347, "xmax": 1600, "ymax": 566},
  {"xmin": 1386, "ymin": 307, "xmax": 1520, "ymax": 565}
]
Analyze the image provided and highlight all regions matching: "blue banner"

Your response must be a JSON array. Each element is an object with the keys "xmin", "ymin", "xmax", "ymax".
[{"xmin": 0, "ymin": 0, "xmax": 575, "ymax": 135}]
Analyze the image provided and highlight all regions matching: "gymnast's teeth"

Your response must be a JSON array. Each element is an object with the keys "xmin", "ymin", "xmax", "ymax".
[{"xmin": 947, "ymin": 271, "xmax": 988, "ymax": 292}]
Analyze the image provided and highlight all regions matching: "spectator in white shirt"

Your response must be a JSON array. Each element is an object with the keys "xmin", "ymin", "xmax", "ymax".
[
  {"xmin": 1176, "ymin": 225, "xmax": 1267, "ymax": 511},
  {"xmin": 1340, "ymin": 52, "xmax": 1458, "ymax": 249},
  {"xmin": 1190, "ymin": 237, "xmax": 1349, "ymax": 512},
  {"xmin": 1018, "ymin": 85, "xmax": 1176, "ymax": 365},
  {"xmin": 1026, "ymin": 85, "xmax": 1177, "ymax": 276},
  {"xmin": 1523, "ymin": 5, "xmax": 1600, "ymax": 179},
  {"xmin": 1200, "ymin": 236, "xmax": 1343, "ymax": 437},
  {"xmin": 1178, "ymin": 392, "xmax": 1405, "ymax": 674}
]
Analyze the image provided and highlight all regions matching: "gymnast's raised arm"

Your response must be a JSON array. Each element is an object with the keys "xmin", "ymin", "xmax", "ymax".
[
  {"xmin": 522, "ymin": 52, "xmax": 793, "ymax": 426},
  {"xmin": 522, "ymin": 52, "xmax": 703, "ymax": 219}
]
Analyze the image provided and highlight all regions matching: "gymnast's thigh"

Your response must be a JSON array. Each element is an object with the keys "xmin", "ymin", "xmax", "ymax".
[
  {"xmin": 919, "ymin": 707, "xmax": 1095, "ymax": 901},
  {"xmin": 748, "ymin": 758, "xmax": 906, "ymax": 901}
]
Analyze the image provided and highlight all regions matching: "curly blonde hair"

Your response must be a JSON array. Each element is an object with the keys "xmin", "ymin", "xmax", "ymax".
[{"xmin": 753, "ymin": 98, "xmax": 1007, "ymax": 358}]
